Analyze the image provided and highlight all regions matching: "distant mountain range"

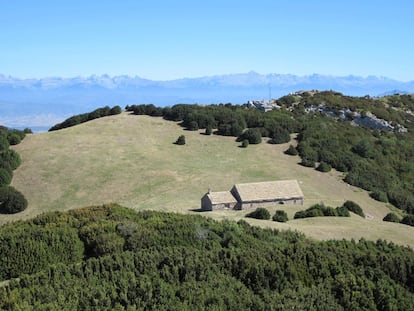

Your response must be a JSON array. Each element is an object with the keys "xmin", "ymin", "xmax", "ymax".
[{"xmin": 1, "ymin": 72, "xmax": 414, "ymax": 131}]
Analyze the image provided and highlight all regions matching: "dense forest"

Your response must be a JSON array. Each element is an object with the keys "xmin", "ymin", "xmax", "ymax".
[
  {"xmin": 125, "ymin": 92, "xmax": 414, "ymax": 217},
  {"xmin": 1, "ymin": 204, "xmax": 414, "ymax": 310},
  {"xmin": 0, "ymin": 126, "xmax": 28, "ymax": 214}
]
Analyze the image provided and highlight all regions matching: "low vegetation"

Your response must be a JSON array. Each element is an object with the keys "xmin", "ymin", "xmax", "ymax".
[
  {"xmin": 272, "ymin": 210, "xmax": 288, "ymax": 222},
  {"xmin": 241, "ymin": 139, "xmax": 249, "ymax": 148},
  {"xmin": 1, "ymin": 205, "xmax": 414, "ymax": 309},
  {"xmin": 284, "ymin": 144, "xmax": 298, "ymax": 155},
  {"xmin": 0, "ymin": 186, "xmax": 28, "ymax": 214},
  {"xmin": 245, "ymin": 207, "xmax": 270, "ymax": 220},
  {"xmin": 383, "ymin": 212, "xmax": 400, "ymax": 223},
  {"xmin": 175, "ymin": 135, "xmax": 186, "ymax": 145},
  {"xmin": 316, "ymin": 161, "xmax": 332, "ymax": 172},
  {"xmin": 401, "ymin": 215, "xmax": 414, "ymax": 227},
  {"xmin": 343, "ymin": 200, "xmax": 365, "ymax": 218},
  {"xmin": 294, "ymin": 203, "xmax": 350, "ymax": 219}
]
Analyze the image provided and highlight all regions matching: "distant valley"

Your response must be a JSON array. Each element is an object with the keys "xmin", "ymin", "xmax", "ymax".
[{"xmin": 1, "ymin": 72, "xmax": 414, "ymax": 131}]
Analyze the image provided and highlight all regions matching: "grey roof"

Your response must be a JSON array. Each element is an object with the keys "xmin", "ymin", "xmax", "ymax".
[
  {"xmin": 232, "ymin": 180, "xmax": 303, "ymax": 202},
  {"xmin": 206, "ymin": 191, "xmax": 238, "ymax": 205}
]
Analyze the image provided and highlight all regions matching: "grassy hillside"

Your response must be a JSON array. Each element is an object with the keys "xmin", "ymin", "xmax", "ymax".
[{"xmin": 5, "ymin": 112, "xmax": 414, "ymax": 247}]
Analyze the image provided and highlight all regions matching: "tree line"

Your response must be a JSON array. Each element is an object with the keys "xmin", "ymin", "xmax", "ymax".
[
  {"xmin": 49, "ymin": 105, "xmax": 122, "ymax": 131},
  {"xmin": 126, "ymin": 103, "xmax": 295, "ymax": 145},
  {"xmin": 0, "ymin": 126, "xmax": 28, "ymax": 214}
]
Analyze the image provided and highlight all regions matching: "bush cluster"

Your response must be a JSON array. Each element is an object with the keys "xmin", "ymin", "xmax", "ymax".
[
  {"xmin": 343, "ymin": 200, "xmax": 365, "ymax": 218},
  {"xmin": 0, "ymin": 186, "xmax": 28, "ymax": 214},
  {"xmin": 272, "ymin": 210, "xmax": 288, "ymax": 222},
  {"xmin": 383, "ymin": 212, "xmax": 414, "ymax": 228},
  {"xmin": 370, "ymin": 190, "xmax": 388, "ymax": 202},
  {"xmin": 284, "ymin": 144, "xmax": 298, "ymax": 155},
  {"xmin": 245, "ymin": 207, "xmax": 270, "ymax": 220},
  {"xmin": 126, "ymin": 103, "xmax": 297, "ymax": 144},
  {"xmin": 238, "ymin": 128, "xmax": 262, "ymax": 144},
  {"xmin": 0, "ymin": 127, "xmax": 27, "ymax": 214},
  {"xmin": 316, "ymin": 161, "xmax": 332, "ymax": 172},
  {"xmin": 294, "ymin": 203, "xmax": 351, "ymax": 219},
  {"xmin": 49, "ymin": 105, "xmax": 122, "ymax": 131},
  {"xmin": 383, "ymin": 212, "xmax": 400, "ymax": 223},
  {"xmin": 401, "ymin": 215, "xmax": 414, "ymax": 226}
]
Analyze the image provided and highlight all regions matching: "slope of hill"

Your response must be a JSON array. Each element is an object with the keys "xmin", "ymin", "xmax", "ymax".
[{"xmin": 6, "ymin": 112, "xmax": 414, "ymax": 247}]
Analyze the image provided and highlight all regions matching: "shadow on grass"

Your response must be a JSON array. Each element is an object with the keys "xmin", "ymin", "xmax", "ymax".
[{"xmin": 189, "ymin": 208, "xmax": 206, "ymax": 212}]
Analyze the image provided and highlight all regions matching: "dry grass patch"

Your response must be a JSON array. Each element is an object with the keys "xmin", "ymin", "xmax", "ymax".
[{"xmin": 3, "ymin": 112, "xmax": 414, "ymax": 248}]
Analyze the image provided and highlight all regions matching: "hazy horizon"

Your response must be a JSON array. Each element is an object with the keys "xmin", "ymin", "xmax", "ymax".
[
  {"xmin": 1, "ymin": 71, "xmax": 414, "ymax": 82},
  {"xmin": 1, "ymin": 1, "xmax": 414, "ymax": 81}
]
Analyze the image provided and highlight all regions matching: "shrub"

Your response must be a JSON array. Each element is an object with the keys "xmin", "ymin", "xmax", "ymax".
[
  {"xmin": 175, "ymin": 135, "xmax": 186, "ymax": 145},
  {"xmin": 246, "ymin": 208, "xmax": 270, "ymax": 220},
  {"xmin": 7, "ymin": 133, "xmax": 22, "ymax": 145},
  {"xmin": 0, "ymin": 136, "xmax": 9, "ymax": 152},
  {"xmin": 239, "ymin": 128, "xmax": 262, "ymax": 144},
  {"xmin": 336, "ymin": 206, "xmax": 350, "ymax": 217},
  {"xmin": 92, "ymin": 233, "xmax": 124, "ymax": 257},
  {"xmin": 49, "ymin": 105, "xmax": 122, "ymax": 131},
  {"xmin": 269, "ymin": 126, "xmax": 290, "ymax": 144},
  {"xmin": 300, "ymin": 158, "xmax": 315, "ymax": 168},
  {"xmin": 284, "ymin": 145, "xmax": 298, "ymax": 156},
  {"xmin": 0, "ymin": 186, "xmax": 28, "ymax": 214},
  {"xmin": 323, "ymin": 206, "xmax": 338, "ymax": 216},
  {"xmin": 188, "ymin": 121, "xmax": 199, "ymax": 131},
  {"xmin": 241, "ymin": 139, "xmax": 249, "ymax": 148},
  {"xmin": 0, "ymin": 150, "xmax": 21, "ymax": 170},
  {"xmin": 383, "ymin": 212, "xmax": 400, "ymax": 223},
  {"xmin": 294, "ymin": 204, "xmax": 350, "ymax": 219},
  {"xmin": 401, "ymin": 215, "xmax": 414, "ymax": 227},
  {"xmin": 0, "ymin": 168, "xmax": 12, "ymax": 186},
  {"xmin": 272, "ymin": 210, "xmax": 288, "ymax": 222},
  {"xmin": 305, "ymin": 205, "xmax": 324, "ymax": 217},
  {"xmin": 294, "ymin": 210, "xmax": 307, "ymax": 219},
  {"xmin": 370, "ymin": 190, "xmax": 388, "ymax": 203},
  {"xmin": 109, "ymin": 105, "xmax": 122, "ymax": 115},
  {"xmin": 205, "ymin": 126, "xmax": 212, "ymax": 135},
  {"xmin": 316, "ymin": 162, "xmax": 332, "ymax": 172},
  {"xmin": 343, "ymin": 200, "xmax": 365, "ymax": 218},
  {"xmin": 258, "ymin": 127, "xmax": 270, "ymax": 137}
]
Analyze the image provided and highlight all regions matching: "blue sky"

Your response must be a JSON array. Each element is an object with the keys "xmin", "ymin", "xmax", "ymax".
[{"xmin": 1, "ymin": 0, "xmax": 413, "ymax": 81}]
